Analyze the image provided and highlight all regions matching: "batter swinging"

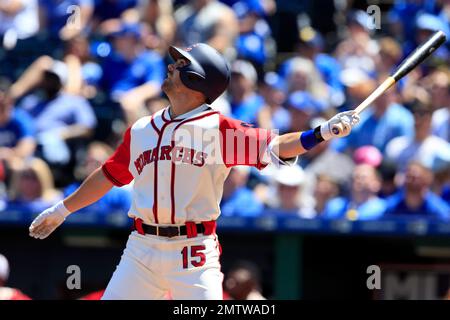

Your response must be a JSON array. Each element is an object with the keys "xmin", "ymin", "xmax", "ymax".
[{"xmin": 29, "ymin": 43, "xmax": 359, "ymax": 300}]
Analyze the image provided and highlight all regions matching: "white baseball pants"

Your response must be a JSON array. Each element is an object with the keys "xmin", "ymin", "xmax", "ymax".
[{"xmin": 101, "ymin": 231, "xmax": 223, "ymax": 300}]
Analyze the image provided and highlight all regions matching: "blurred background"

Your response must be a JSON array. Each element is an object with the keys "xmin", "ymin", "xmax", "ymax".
[{"xmin": 0, "ymin": 0, "xmax": 450, "ymax": 300}]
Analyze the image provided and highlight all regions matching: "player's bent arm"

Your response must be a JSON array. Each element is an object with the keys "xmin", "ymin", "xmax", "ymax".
[
  {"xmin": 275, "ymin": 110, "xmax": 360, "ymax": 160},
  {"xmin": 29, "ymin": 167, "xmax": 113, "ymax": 239}
]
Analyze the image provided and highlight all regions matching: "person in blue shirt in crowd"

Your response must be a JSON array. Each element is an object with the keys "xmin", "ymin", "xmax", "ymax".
[
  {"xmin": 0, "ymin": 80, "xmax": 36, "ymax": 168},
  {"xmin": 338, "ymin": 75, "xmax": 414, "ymax": 153},
  {"xmin": 400, "ymin": 12, "xmax": 450, "ymax": 59},
  {"xmin": 221, "ymin": 166, "xmax": 263, "ymax": 217},
  {"xmin": 13, "ymin": 59, "xmax": 97, "ymax": 165},
  {"xmin": 63, "ymin": 141, "xmax": 132, "ymax": 216},
  {"xmin": 232, "ymin": 1, "xmax": 273, "ymax": 75},
  {"xmin": 257, "ymin": 72, "xmax": 290, "ymax": 134},
  {"xmin": 229, "ymin": 59, "xmax": 265, "ymax": 125},
  {"xmin": 322, "ymin": 164, "xmax": 386, "ymax": 220},
  {"xmin": 99, "ymin": 23, "xmax": 165, "ymax": 123},
  {"xmin": 286, "ymin": 90, "xmax": 322, "ymax": 132},
  {"xmin": 279, "ymin": 26, "xmax": 345, "ymax": 109},
  {"xmin": 385, "ymin": 93, "xmax": 450, "ymax": 173},
  {"xmin": 384, "ymin": 161, "xmax": 450, "ymax": 220}
]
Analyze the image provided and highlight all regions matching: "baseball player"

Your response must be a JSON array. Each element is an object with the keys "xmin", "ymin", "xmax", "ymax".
[{"xmin": 29, "ymin": 43, "xmax": 359, "ymax": 300}]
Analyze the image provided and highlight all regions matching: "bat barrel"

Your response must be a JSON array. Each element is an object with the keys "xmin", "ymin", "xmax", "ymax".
[{"xmin": 391, "ymin": 30, "xmax": 446, "ymax": 81}]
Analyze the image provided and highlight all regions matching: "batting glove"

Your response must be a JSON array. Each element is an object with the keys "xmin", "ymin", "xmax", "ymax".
[
  {"xmin": 29, "ymin": 201, "xmax": 71, "ymax": 239},
  {"xmin": 320, "ymin": 111, "xmax": 360, "ymax": 140}
]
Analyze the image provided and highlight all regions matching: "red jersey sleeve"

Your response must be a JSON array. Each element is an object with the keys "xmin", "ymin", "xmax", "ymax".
[
  {"xmin": 101, "ymin": 127, "xmax": 134, "ymax": 186},
  {"xmin": 219, "ymin": 114, "xmax": 274, "ymax": 170}
]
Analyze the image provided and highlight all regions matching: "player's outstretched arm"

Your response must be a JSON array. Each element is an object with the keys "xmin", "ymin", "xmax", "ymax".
[
  {"xmin": 275, "ymin": 110, "xmax": 360, "ymax": 159},
  {"xmin": 29, "ymin": 167, "xmax": 113, "ymax": 239}
]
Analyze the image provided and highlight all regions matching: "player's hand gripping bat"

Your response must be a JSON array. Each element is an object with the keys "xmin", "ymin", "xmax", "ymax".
[{"xmin": 332, "ymin": 30, "xmax": 447, "ymax": 135}]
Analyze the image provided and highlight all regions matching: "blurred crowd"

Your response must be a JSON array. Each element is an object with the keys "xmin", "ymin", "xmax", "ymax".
[{"xmin": 0, "ymin": 0, "xmax": 449, "ymax": 222}]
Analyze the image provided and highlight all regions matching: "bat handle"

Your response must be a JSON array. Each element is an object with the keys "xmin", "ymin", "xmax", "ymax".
[{"xmin": 330, "ymin": 77, "xmax": 396, "ymax": 136}]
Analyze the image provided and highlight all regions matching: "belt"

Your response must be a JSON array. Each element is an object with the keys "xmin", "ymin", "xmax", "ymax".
[{"xmin": 132, "ymin": 218, "xmax": 216, "ymax": 238}]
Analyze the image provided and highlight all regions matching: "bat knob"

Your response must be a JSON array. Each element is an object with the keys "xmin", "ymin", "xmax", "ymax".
[{"xmin": 332, "ymin": 126, "xmax": 340, "ymax": 135}]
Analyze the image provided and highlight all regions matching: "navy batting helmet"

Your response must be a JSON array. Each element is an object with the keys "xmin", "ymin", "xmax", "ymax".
[{"xmin": 168, "ymin": 43, "xmax": 231, "ymax": 104}]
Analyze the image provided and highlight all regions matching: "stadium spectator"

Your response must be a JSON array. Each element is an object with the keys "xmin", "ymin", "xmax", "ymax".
[
  {"xmin": 174, "ymin": 0, "xmax": 239, "ymax": 54},
  {"xmin": 0, "ymin": 79, "xmax": 36, "ymax": 169},
  {"xmin": 137, "ymin": 0, "xmax": 177, "ymax": 55},
  {"xmin": 232, "ymin": 0, "xmax": 274, "ymax": 75},
  {"xmin": 95, "ymin": 0, "xmax": 176, "ymax": 56},
  {"xmin": 426, "ymin": 69, "xmax": 450, "ymax": 142},
  {"xmin": 0, "ymin": 0, "xmax": 39, "ymax": 47},
  {"xmin": 224, "ymin": 260, "xmax": 266, "ymax": 300},
  {"xmin": 63, "ymin": 35, "xmax": 103, "ymax": 98},
  {"xmin": 64, "ymin": 141, "xmax": 132, "ymax": 215},
  {"xmin": 339, "ymin": 75, "xmax": 414, "ymax": 153},
  {"xmin": 311, "ymin": 174, "xmax": 340, "ymax": 216},
  {"xmin": 11, "ymin": 57, "xmax": 97, "ymax": 166},
  {"xmin": 228, "ymin": 59, "xmax": 265, "ymax": 125},
  {"xmin": 99, "ymin": 22, "xmax": 165, "ymax": 124},
  {"xmin": 377, "ymin": 160, "xmax": 399, "ymax": 199},
  {"xmin": 39, "ymin": 0, "xmax": 94, "ymax": 40},
  {"xmin": 353, "ymin": 146, "xmax": 383, "ymax": 168},
  {"xmin": 334, "ymin": 10, "xmax": 379, "ymax": 74},
  {"xmin": 0, "ymin": 253, "xmax": 31, "ymax": 300},
  {"xmin": 266, "ymin": 165, "xmax": 314, "ymax": 218},
  {"xmin": 322, "ymin": 164, "xmax": 386, "ymax": 221},
  {"xmin": 285, "ymin": 91, "xmax": 320, "ymax": 133},
  {"xmin": 7, "ymin": 157, "xmax": 62, "ymax": 213},
  {"xmin": 281, "ymin": 26, "xmax": 344, "ymax": 108},
  {"xmin": 257, "ymin": 72, "xmax": 290, "ymax": 133},
  {"xmin": 334, "ymin": 67, "xmax": 376, "ymax": 120},
  {"xmin": 408, "ymin": 13, "xmax": 450, "ymax": 59},
  {"xmin": 374, "ymin": 37, "xmax": 403, "ymax": 76},
  {"xmin": 384, "ymin": 161, "xmax": 450, "ymax": 220},
  {"xmin": 283, "ymin": 56, "xmax": 329, "ymax": 103},
  {"xmin": 221, "ymin": 166, "xmax": 263, "ymax": 217},
  {"xmin": 385, "ymin": 94, "xmax": 450, "ymax": 172}
]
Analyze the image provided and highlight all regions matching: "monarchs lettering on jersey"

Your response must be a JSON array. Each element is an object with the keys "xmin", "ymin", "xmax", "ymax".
[{"xmin": 134, "ymin": 145, "xmax": 207, "ymax": 174}]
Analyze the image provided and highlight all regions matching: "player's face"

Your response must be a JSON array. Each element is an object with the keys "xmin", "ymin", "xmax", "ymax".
[{"xmin": 162, "ymin": 58, "xmax": 189, "ymax": 95}]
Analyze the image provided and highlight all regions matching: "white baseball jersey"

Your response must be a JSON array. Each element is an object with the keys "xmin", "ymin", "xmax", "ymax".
[{"xmin": 102, "ymin": 104, "xmax": 293, "ymax": 225}]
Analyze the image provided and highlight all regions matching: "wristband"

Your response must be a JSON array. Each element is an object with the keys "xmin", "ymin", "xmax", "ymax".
[
  {"xmin": 55, "ymin": 200, "xmax": 71, "ymax": 218},
  {"xmin": 300, "ymin": 126, "xmax": 324, "ymax": 150}
]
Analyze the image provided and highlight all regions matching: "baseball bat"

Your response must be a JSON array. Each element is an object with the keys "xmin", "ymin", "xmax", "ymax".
[{"xmin": 332, "ymin": 30, "xmax": 447, "ymax": 135}]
